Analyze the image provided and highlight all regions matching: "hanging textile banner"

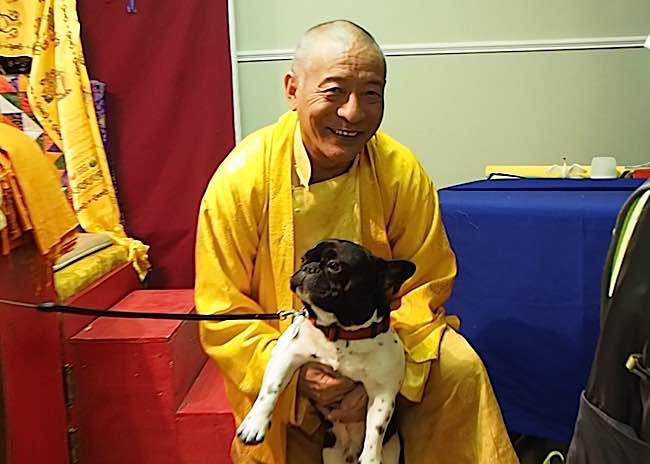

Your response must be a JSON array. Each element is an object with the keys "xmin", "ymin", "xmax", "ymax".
[{"xmin": 0, "ymin": 0, "xmax": 149, "ymax": 279}]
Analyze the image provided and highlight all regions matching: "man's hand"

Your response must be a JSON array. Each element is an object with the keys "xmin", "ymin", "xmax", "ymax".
[
  {"xmin": 322, "ymin": 383, "xmax": 368, "ymax": 423},
  {"xmin": 298, "ymin": 363, "xmax": 356, "ymax": 405},
  {"xmin": 298, "ymin": 363, "xmax": 368, "ymax": 423}
]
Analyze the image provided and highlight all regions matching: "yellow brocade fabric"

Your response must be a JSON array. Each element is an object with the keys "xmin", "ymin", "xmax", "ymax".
[
  {"xmin": 54, "ymin": 244, "xmax": 129, "ymax": 303},
  {"xmin": 196, "ymin": 111, "xmax": 460, "ymax": 463},
  {"xmin": 0, "ymin": 0, "xmax": 149, "ymax": 279}
]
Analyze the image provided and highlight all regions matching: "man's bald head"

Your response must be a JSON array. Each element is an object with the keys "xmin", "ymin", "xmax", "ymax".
[
  {"xmin": 283, "ymin": 20, "xmax": 386, "ymax": 182},
  {"xmin": 292, "ymin": 20, "xmax": 386, "ymax": 80}
]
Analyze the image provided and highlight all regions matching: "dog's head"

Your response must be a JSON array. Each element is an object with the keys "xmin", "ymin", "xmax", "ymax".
[{"xmin": 290, "ymin": 239, "xmax": 416, "ymax": 327}]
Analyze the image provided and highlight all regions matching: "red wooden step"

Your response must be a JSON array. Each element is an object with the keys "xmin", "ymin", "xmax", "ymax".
[
  {"xmin": 69, "ymin": 289, "xmax": 205, "ymax": 464},
  {"xmin": 176, "ymin": 360, "xmax": 235, "ymax": 464}
]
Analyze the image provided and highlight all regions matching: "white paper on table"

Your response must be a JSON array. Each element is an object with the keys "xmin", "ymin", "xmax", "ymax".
[{"xmin": 546, "ymin": 163, "xmax": 587, "ymax": 178}]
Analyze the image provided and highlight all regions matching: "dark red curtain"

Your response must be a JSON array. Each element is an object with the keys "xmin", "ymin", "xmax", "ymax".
[{"xmin": 78, "ymin": 0, "xmax": 235, "ymax": 288}]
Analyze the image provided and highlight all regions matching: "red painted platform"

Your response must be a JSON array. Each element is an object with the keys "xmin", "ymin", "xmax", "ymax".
[
  {"xmin": 0, "ymin": 241, "xmax": 142, "ymax": 464},
  {"xmin": 177, "ymin": 360, "xmax": 234, "ymax": 464},
  {"xmin": 0, "ymin": 241, "xmax": 69, "ymax": 464},
  {"xmin": 69, "ymin": 289, "xmax": 236, "ymax": 463}
]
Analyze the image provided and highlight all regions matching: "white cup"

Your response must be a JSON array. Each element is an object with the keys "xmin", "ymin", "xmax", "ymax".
[{"xmin": 590, "ymin": 156, "xmax": 617, "ymax": 179}]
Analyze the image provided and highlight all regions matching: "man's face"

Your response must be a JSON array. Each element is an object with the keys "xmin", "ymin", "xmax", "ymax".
[{"xmin": 285, "ymin": 40, "xmax": 386, "ymax": 174}]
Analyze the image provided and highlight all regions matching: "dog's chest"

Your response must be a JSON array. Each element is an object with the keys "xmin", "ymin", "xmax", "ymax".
[{"xmin": 288, "ymin": 317, "xmax": 404, "ymax": 384}]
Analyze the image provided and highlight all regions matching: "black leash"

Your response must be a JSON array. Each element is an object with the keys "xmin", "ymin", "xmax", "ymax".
[{"xmin": 0, "ymin": 298, "xmax": 305, "ymax": 321}]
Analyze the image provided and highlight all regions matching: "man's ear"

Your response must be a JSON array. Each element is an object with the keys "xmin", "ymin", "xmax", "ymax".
[
  {"xmin": 283, "ymin": 71, "xmax": 299, "ymax": 110},
  {"xmin": 379, "ymin": 258, "xmax": 416, "ymax": 294}
]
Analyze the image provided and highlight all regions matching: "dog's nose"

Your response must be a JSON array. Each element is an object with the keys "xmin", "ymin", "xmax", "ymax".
[
  {"xmin": 290, "ymin": 272, "xmax": 303, "ymax": 291},
  {"xmin": 303, "ymin": 262, "xmax": 320, "ymax": 274}
]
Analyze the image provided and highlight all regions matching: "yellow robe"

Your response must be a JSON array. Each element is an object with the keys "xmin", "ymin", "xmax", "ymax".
[{"xmin": 196, "ymin": 111, "xmax": 516, "ymax": 463}]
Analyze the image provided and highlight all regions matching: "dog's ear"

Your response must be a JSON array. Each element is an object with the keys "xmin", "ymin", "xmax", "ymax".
[{"xmin": 378, "ymin": 258, "xmax": 416, "ymax": 294}]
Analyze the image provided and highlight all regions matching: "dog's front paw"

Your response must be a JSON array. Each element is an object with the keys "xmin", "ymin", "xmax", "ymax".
[{"xmin": 236, "ymin": 410, "xmax": 271, "ymax": 445}]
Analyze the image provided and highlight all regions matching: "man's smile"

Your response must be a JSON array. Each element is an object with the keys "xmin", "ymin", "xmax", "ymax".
[{"xmin": 329, "ymin": 128, "xmax": 361, "ymax": 138}]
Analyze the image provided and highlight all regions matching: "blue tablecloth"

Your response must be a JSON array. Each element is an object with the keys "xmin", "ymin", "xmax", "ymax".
[{"xmin": 438, "ymin": 179, "xmax": 644, "ymax": 442}]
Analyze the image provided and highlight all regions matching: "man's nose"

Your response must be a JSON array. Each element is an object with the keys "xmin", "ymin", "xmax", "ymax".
[{"xmin": 336, "ymin": 93, "xmax": 365, "ymax": 124}]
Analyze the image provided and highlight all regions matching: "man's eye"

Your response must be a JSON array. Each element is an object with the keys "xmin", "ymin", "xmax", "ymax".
[
  {"xmin": 324, "ymin": 87, "xmax": 343, "ymax": 94},
  {"xmin": 326, "ymin": 260, "xmax": 341, "ymax": 272}
]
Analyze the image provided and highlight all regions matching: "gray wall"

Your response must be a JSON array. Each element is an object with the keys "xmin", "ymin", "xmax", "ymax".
[{"xmin": 232, "ymin": 1, "xmax": 650, "ymax": 187}]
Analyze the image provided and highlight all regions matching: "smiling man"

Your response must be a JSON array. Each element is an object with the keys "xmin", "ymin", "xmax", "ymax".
[
  {"xmin": 285, "ymin": 25, "xmax": 386, "ymax": 183},
  {"xmin": 195, "ymin": 20, "xmax": 518, "ymax": 463}
]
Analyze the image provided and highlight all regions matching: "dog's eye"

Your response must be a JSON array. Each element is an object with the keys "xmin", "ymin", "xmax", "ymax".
[{"xmin": 326, "ymin": 260, "xmax": 341, "ymax": 272}]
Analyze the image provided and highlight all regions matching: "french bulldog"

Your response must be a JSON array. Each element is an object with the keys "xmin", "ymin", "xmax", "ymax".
[{"xmin": 237, "ymin": 239, "xmax": 415, "ymax": 464}]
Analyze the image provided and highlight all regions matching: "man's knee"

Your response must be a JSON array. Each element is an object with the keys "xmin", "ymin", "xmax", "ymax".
[
  {"xmin": 397, "ymin": 329, "xmax": 489, "ymax": 421},
  {"xmin": 434, "ymin": 328, "xmax": 490, "ymax": 394}
]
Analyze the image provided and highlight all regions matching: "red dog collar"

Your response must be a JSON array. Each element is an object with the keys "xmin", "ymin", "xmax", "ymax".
[{"xmin": 308, "ymin": 316, "xmax": 390, "ymax": 342}]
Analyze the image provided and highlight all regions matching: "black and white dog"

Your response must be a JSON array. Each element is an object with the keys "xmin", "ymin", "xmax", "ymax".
[{"xmin": 237, "ymin": 239, "xmax": 415, "ymax": 464}]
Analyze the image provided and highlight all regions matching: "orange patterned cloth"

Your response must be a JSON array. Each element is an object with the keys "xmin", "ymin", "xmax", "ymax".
[{"xmin": 0, "ymin": 123, "xmax": 77, "ymax": 260}]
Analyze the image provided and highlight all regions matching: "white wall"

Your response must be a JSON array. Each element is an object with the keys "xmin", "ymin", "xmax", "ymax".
[{"xmin": 231, "ymin": 1, "xmax": 650, "ymax": 187}]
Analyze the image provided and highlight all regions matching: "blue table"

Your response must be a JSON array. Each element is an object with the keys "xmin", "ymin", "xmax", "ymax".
[{"xmin": 438, "ymin": 179, "xmax": 644, "ymax": 442}]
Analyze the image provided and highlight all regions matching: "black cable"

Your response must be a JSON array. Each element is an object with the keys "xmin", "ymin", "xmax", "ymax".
[
  {"xmin": 619, "ymin": 170, "xmax": 632, "ymax": 179},
  {"xmin": 0, "ymin": 298, "xmax": 296, "ymax": 321},
  {"xmin": 486, "ymin": 172, "xmax": 529, "ymax": 180}
]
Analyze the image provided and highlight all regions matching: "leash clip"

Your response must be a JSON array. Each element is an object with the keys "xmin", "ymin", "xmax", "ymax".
[{"xmin": 277, "ymin": 308, "xmax": 307, "ymax": 320}]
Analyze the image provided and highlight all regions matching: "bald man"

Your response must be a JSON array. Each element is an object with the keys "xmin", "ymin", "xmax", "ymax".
[{"xmin": 195, "ymin": 20, "xmax": 518, "ymax": 464}]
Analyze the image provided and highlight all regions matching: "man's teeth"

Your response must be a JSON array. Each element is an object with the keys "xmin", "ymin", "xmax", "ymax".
[{"xmin": 333, "ymin": 129, "xmax": 359, "ymax": 137}]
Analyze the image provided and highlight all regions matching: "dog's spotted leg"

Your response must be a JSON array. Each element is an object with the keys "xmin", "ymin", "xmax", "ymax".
[
  {"xmin": 358, "ymin": 391, "xmax": 398, "ymax": 464},
  {"xmin": 236, "ymin": 321, "xmax": 307, "ymax": 445}
]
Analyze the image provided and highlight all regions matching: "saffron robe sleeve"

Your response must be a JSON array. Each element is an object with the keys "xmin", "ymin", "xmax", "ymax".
[
  {"xmin": 194, "ymin": 132, "xmax": 301, "ymax": 464},
  {"xmin": 370, "ymin": 132, "xmax": 459, "ymax": 401}
]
